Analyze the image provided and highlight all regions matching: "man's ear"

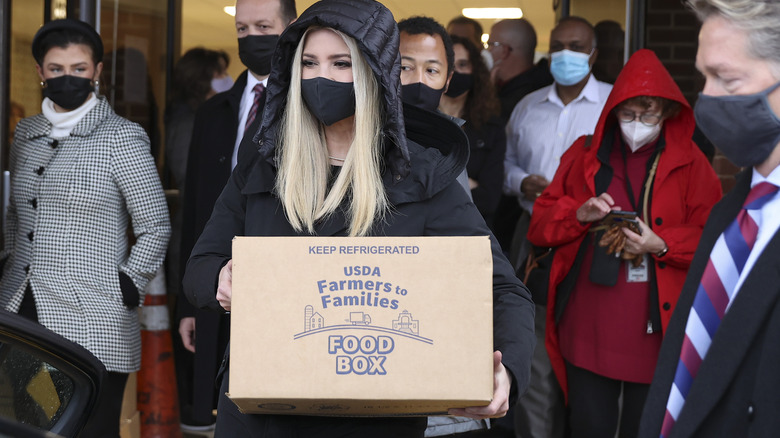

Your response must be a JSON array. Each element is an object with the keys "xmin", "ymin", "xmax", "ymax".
[
  {"xmin": 444, "ymin": 70, "xmax": 454, "ymax": 93},
  {"xmin": 589, "ymin": 48, "xmax": 599, "ymax": 67}
]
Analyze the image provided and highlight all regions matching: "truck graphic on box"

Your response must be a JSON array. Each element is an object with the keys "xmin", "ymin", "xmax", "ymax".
[
  {"xmin": 296, "ymin": 306, "xmax": 431, "ymax": 346},
  {"xmin": 347, "ymin": 312, "xmax": 371, "ymax": 325}
]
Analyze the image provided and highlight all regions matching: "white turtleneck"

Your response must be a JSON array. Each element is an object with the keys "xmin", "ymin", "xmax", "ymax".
[{"xmin": 41, "ymin": 92, "xmax": 99, "ymax": 138}]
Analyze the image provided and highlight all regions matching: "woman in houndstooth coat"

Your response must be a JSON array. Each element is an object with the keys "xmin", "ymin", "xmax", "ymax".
[{"xmin": 0, "ymin": 19, "xmax": 170, "ymax": 436}]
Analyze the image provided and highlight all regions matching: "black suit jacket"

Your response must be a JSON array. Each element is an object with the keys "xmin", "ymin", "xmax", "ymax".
[
  {"xmin": 639, "ymin": 170, "xmax": 780, "ymax": 437},
  {"xmin": 179, "ymin": 71, "xmax": 248, "ymax": 284},
  {"xmin": 176, "ymin": 70, "xmax": 258, "ymax": 421}
]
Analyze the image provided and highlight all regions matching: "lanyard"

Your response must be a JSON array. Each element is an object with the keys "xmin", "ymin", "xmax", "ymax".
[{"xmin": 620, "ymin": 144, "xmax": 661, "ymax": 222}]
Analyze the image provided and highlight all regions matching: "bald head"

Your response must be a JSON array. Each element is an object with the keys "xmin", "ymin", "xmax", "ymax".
[
  {"xmin": 490, "ymin": 19, "xmax": 537, "ymax": 64},
  {"xmin": 550, "ymin": 16, "xmax": 596, "ymax": 53}
]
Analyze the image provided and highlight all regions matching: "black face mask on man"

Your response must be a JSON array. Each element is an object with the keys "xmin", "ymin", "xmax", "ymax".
[
  {"xmin": 401, "ymin": 82, "xmax": 445, "ymax": 112},
  {"xmin": 694, "ymin": 81, "xmax": 780, "ymax": 167},
  {"xmin": 301, "ymin": 77, "xmax": 356, "ymax": 126},
  {"xmin": 238, "ymin": 34, "xmax": 279, "ymax": 76},
  {"xmin": 443, "ymin": 72, "xmax": 474, "ymax": 98},
  {"xmin": 43, "ymin": 75, "xmax": 94, "ymax": 110}
]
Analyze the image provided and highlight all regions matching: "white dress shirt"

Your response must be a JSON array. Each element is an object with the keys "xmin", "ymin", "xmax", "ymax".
[
  {"xmin": 730, "ymin": 166, "xmax": 780, "ymax": 302},
  {"xmin": 231, "ymin": 74, "xmax": 268, "ymax": 170},
  {"xmin": 504, "ymin": 74, "xmax": 613, "ymax": 212}
]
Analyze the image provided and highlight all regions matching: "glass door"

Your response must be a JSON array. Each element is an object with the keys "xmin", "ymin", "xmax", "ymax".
[{"xmin": 97, "ymin": 0, "xmax": 170, "ymax": 169}]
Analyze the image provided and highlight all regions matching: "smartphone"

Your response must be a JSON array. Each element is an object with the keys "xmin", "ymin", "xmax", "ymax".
[{"xmin": 602, "ymin": 210, "xmax": 641, "ymax": 235}]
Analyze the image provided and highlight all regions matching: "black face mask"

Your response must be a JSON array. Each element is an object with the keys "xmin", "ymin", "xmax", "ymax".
[
  {"xmin": 238, "ymin": 34, "xmax": 279, "ymax": 76},
  {"xmin": 694, "ymin": 81, "xmax": 780, "ymax": 167},
  {"xmin": 401, "ymin": 82, "xmax": 445, "ymax": 112},
  {"xmin": 444, "ymin": 72, "xmax": 474, "ymax": 98},
  {"xmin": 43, "ymin": 75, "xmax": 94, "ymax": 110},
  {"xmin": 301, "ymin": 77, "xmax": 356, "ymax": 126}
]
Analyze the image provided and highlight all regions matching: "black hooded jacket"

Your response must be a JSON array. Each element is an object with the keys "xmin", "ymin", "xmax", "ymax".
[{"xmin": 183, "ymin": 0, "xmax": 534, "ymax": 431}]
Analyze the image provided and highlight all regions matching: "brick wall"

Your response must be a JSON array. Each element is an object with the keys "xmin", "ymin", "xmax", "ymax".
[{"xmin": 644, "ymin": 0, "xmax": 738, "ymax": 193}]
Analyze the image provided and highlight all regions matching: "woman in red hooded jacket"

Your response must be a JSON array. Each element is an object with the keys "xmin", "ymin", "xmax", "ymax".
[{"xmin": 527, "ymin": 49, "xmax": 721, "ymax": 437}]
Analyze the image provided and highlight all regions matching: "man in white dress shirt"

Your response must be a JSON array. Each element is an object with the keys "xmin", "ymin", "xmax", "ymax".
[{"xmin": 503, "ymin": 16, "xmax": 612, "ymax": 438}]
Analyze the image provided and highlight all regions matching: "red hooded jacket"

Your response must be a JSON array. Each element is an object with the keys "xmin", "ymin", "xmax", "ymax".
[{"xmin": 527, "ymin": 49, "xmax": 722, "ymax": 399}]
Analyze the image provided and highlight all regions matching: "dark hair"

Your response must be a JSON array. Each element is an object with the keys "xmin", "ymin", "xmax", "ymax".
[
  {"xmin": 279, "ymin": 0, "xmax": 298, "ymax": 24},
  {"xmin": 170, "ymin": 47, "xmax": 226, "ymax": 109},
  {"xmin": 447, "ymin": 16, "xmax": 483, "ymax": 43},
  {"xmin": 32, "ymin": 19, "xmax": 104, "ymax": 65},
  {"xmin": 217, "ymin": 50, "xmax": 230, "ymax": 69},
  {"xmin": 449, "ymin": 35, "xmax": 499, "ymax": 129},
  {"xmin": 398, "ymin": 16, "xmax": 454, "ymax": 74}
]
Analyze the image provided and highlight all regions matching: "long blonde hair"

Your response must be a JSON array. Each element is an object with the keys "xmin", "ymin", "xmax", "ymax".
[{"xmin": 276, "ymin": 27, "xmax": 387, "ymax": 237}]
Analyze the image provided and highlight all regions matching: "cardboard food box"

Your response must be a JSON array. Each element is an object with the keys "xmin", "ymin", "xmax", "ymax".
[{"xmin": 229, "ymin": 236, "xmax": 494, "ymax": 416}]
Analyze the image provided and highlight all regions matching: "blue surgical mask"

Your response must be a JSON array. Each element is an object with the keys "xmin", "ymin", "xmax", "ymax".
[
  {"xmin": 694, "ymin": 81, "xmax": 780, "ymax": 167},
  {"xmin": 549, "ymin": 49, "xmax": 592, "ymax": 86}
]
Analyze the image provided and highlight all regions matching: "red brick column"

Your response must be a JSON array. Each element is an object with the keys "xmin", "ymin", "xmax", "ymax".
[{"xmin": 645, "ymin": 0, "xmax": 740, "ymax": 192}]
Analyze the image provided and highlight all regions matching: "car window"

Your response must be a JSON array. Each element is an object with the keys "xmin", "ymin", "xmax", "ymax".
[{"xmin": 0, "ymin": 343, "xmax": 75, "ymax": 430}]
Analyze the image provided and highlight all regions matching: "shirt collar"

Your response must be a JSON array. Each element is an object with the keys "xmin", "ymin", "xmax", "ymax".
[
  {"xmin": 752, "ymin": 164, "xmax": 780, "ymax": 188},
  {"xmin": 245, "ymin": 72, "xmax": 268, "ymax": 91},
  {"xmin": 545, "ymin": 74, "xmax": 600, "ymax": 107}
]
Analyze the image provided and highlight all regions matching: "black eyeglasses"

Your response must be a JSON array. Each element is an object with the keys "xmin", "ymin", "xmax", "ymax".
[{"xmin": 616, "ymin": 109, "xmax": 662, "ymax": 126}]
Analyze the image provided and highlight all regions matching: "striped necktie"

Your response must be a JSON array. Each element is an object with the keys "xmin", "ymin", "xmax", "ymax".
[
  {"xmin": 661, "ymin": 181, "xmax": 779, "ymax": 437},
  {"xmin": 245, "ymin": 83, "xmax": 265, "ymax": 132}
]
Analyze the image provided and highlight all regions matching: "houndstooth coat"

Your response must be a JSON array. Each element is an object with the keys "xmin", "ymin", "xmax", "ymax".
[{"xmin": 0, "ymin": 96, "xmax": 170, "ymax": 373}]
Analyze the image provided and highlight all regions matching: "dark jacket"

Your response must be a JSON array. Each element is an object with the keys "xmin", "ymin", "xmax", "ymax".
[
  {"xmin": 464, "ymin": 116, "xmax": 506, "ymax": 228},
  {"xmin": 498, "ymin": 59, "xmax": 553, "ymax": 124},
  {"xmin": 527, "ymin": 49, "xmax": 721, "ymax": 398},
  {"xmin": 179, "ymin": 70, "xmax": 249, "ymax": 291},
  {"xmin": 183, "ymin": 0, "xmax": 534, "ymax": 433},
  {"xmin": 163, "ymin": 101, "xmax": 196, "ymax": 190},
  {"xmin": 639, "ymin": 169, "xmax": 780, "ymax": 437},
  {"xmin": 176, "ymin": 70, "xmax": 250, "ymax": 424}
]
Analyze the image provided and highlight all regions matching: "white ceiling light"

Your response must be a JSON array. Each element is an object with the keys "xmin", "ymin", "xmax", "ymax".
[
  {"xmin": 462, "ymin": 8, "xmax": 523, "ymax": 19},
  {"xmin": 224, "ymin": 6, "xmax": 236, "ymax": 17}
]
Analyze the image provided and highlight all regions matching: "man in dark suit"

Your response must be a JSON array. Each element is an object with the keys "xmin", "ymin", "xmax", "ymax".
[
  {"xmin": 175, "ymin": 0, "xmax": 297, "ymax": 429},
  {"xmin": 639, "ymin": 1, "xmax": 780, "ymax": 436}
]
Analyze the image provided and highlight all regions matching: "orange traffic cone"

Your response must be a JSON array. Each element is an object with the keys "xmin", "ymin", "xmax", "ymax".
[{"xmin": 137, "ymin": 267, "xmax": 183, "ymax": 438}]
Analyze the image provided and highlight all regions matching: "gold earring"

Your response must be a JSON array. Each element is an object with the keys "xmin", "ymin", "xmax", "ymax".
[{"xmin": 40, "ymin": 81, "xmax": 45, "ymax": 88}]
